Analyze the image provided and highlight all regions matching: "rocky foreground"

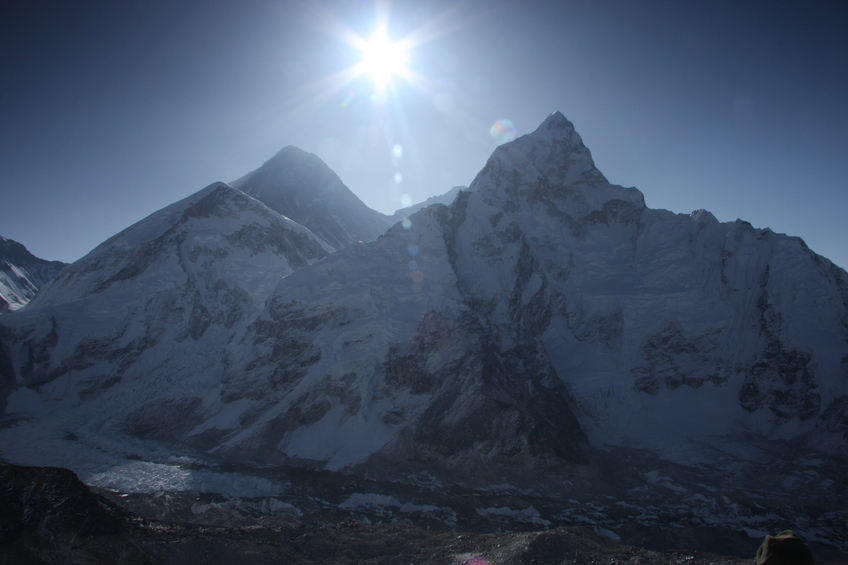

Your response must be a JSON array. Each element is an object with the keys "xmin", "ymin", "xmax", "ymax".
[{"xmin": 0, "ymin": 462, "xmax": 762, "ymax": 565}]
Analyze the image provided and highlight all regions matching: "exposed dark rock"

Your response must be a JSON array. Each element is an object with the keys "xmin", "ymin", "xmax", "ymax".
[
  {"xmin": 122, "ymin": 397, "xmax": 204, "ymax": 443},
  {"xmin": 0, "ymin": 462, "xmax": 761, "ymax": 565},
  {"xmin": 632, "ymin": 322, "xmax": 727, "ymax": 394},
  {"xmin": 0, "ymin": 335, "xmax": 15, "ymax": 414},
  {"xmin": 739, "ymin": 266, "xmax": 822, "ymax": 418},
  {"xmin": 0, "ymin": 463, "xmax": 149, "ymax": 564}
]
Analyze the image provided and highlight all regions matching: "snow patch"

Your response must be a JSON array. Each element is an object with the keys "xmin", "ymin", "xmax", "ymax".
[
  {"xmin": 475, "ymin": 505, "xmax": 551, "ymax": 527},
  {"xmin": 339, "ymin": 493, "xmax": 403, "ymax": 509},
  {"xmin": 86, "ymin": 460, "xmax": 283, "ymax": 498}
]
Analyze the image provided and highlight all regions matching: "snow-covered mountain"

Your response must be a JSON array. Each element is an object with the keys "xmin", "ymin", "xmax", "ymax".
[
  {"xmin": 1, "ymin": 112, "xmax": 846, "ymax": 554},
  {"xmin": 0, "ymin": 236, "xmax": 67, "ymax": 312},
  {"xmin": 387, "ymin": 185, "xmax": 465, "ymax": 224},
  {"xmin": 231, "ymin": 146, "xmax": 391, "ymax": 251},
  {"xmin": 0, "ymin": 182, "xmax": 332, "ymax": 419},
  {"xmin": 211, "ymin": 112, "xmax": 848, "ymax": 475}
]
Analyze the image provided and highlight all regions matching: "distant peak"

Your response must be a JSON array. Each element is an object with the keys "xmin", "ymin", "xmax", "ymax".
[
  {"xmin": 471, "ymin": 110, "xmax": 613, "ymax": 192},
  {"xmin": 0, "ymin": 235, "xmax": 35, "ymax": 260},
  {"xmin": 540, "ymin": 110, "xmax": 573, "ymax": 130},
  {"xmin": 525, "ymin": 111, "xmax": 579, "ymax": 143},
  {"xmin": 231, "ymin": 146, "xmax": 333, "ymax": 189},
  {"xmin": 268, "ymin": 145, "xmax": 324, "ymax": 166},
  {"xmin": 506, "ymin": 110, "xmax": 589, "ymax": 159},
  {"xmin": 273, "ymin": 145, "xmax": 309, "ymax": 158}
]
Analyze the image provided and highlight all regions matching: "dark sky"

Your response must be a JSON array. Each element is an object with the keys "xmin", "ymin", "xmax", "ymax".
[{"xmin": 2, "ymin": 0, "xmax": 847, "ymax": 270}]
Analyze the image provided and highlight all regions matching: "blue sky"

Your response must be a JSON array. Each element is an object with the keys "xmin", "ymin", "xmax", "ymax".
[{"xmin": 2, "ymin": 0, "xmax": 847, "ymax": 270}]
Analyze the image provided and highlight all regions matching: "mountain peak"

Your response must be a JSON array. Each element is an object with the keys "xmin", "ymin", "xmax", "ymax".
[
  {"xmin": 231, "ymin": 146, "xmax": 389, "ymax": 250},
  {"xmin": 230, "ymin": 146, "xmax": 329, "ymax": 190},
  {"xmin": 539, "ymin": 109, "xmax": 572, "ymax": 131},
  {"xmin": 472, "ymin": 111, "xmax": 611, "ymax": 196},
  {"xmin": 524, "ymin": 110, "xmax": 583, "ymax": 148},
  {"xmin": 267, "ymin": 145, "xmax": 326, "ymax": 169},
  {"xmin": 0, "ymin": 235, "xmax": 67, "ymax": 312}
]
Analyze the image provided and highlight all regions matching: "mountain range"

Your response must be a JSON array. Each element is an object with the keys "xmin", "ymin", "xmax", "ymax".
[
  {"xmin": 0, "ymin": 236, "xmax": 67, "ymax": 313},
  {"xmin": 0, "ymin": 111, "xmax": 845, "ymax": 557}
]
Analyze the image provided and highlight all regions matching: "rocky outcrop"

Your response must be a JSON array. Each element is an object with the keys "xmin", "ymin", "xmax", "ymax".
[{"xmin": 1, "ymin": 462, "xmax": 759, "ymax": 565}]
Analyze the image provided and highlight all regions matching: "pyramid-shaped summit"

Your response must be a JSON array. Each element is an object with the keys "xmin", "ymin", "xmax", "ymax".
[
  {"xmin": 231, "ymin": 146, "xmax": 389, "ymax": 250},
  {"xmin": 489, "ymin": 111, "xmax": 610, "ymax": 190},
  {"xmin": 517, "ymin": 110, "xmax": 606, "ymax": 175},
  {"xmin": 468, "ymin": 111, "xmax": 641, "ymax": 236}
]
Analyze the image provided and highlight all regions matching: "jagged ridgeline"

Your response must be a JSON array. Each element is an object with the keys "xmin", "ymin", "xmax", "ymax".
[
  {"xmin": 1, "ymin": 111, "xmax": 846, "ymax": 556},
  {"xmin": 0, "ymin": 236, "xmax": 68, "ymax": 313}
]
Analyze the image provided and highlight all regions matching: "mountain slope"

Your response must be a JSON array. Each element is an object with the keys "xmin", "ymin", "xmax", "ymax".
[
  {"xmin": 215, "ymin": 201, "xmax": 591, "ymax": 488},
  {"xmin": 0, "ymin": 236, "xmax": 67, "ymax": 312},
  {"xmin": 387, "ymin": 185, "xmax": 465, "ymax": 224},
  {"xmin": 0, "ymin": 113, "xmax": 846, "ymax": 554},
  {"xmin": 231, "ymin": 146, "xmax": 391, "ymax": 250},
  {"xmin": 0, "ymin": 181, "xmax": 331, "ymax": 418},
  {"xmin": 214, "ymin": 112, "xmax": 848, "ymax": 477}
]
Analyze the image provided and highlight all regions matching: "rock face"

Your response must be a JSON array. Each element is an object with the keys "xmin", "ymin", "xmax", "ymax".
[
  {"xmin": 0, "ymin": 236, "xmax": 67, "ymax": 313},
  {"xmin": 0, "ymin": 464, "xmax": 134, "ymax": 550},
  {"xmin": 231, "ymin": 146, "xmax": 391, "ymax": 250},
  {"xmin": 0, "ymin": 112, "xmax": 847, "ymax": 555}
]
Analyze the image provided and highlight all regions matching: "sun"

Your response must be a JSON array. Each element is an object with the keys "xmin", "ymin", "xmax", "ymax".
[{"xmin": 355, "ymin": 27, "xmax": 409, "ymax": 91}]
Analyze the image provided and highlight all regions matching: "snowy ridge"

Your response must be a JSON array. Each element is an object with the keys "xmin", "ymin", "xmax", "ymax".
[
  {"xmin": 0, "ymin": 236, "xmax": 67, "ymax": 312},
  {"xmin": 231, "ymin": 146, "xmax": 391, "ymax": 250},
  {"xmin": 209, "ymin": 112, "xmax": 848, "ymax": 478},
  {"xmin": 1, "ymin": 112, "xmax": 846, "ymax": 554},
  {"xmin": 27, "ymin": 182, "xmax": 332, "ymax": 310},
  {"xmin": 387, "ymin": 185, "xmax": 465, "ymax": 224},
  {"xmin": 0, "ymin": 180, "xmax": 332, "ymax": 433}
]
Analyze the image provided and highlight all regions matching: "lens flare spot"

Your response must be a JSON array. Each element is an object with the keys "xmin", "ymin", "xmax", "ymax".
[
  {"xmin": 407, "ymin": 244, "xmax": 419, "ymax": 256},
  {"xmin": 394, "ymin": 172, "xmax": 403, "ymax": 184},
  {"xmin": 340, "ymin": 91, "xmax": 356, "ymax": 108},
  {"xmin": 402, "ymin": 218, "xmax": 412, "ymax": 230},
  {"xmin": 392, "ymin": 143, "xmax": 403, "ymax": 159},
  {"xmin": 401, "ymin": 194, "xmax": 412, "ymax": 207},
  {"xmin": 410, "ymin": 266, "xmax": 424, "ymax": 293},
  {"xmin": 408, "ymin": 260, "xmax": 418, "ymax": 271},
  {"xmin": 489, "ymin": 119, "xmax": 517, "ymax": 144}
]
